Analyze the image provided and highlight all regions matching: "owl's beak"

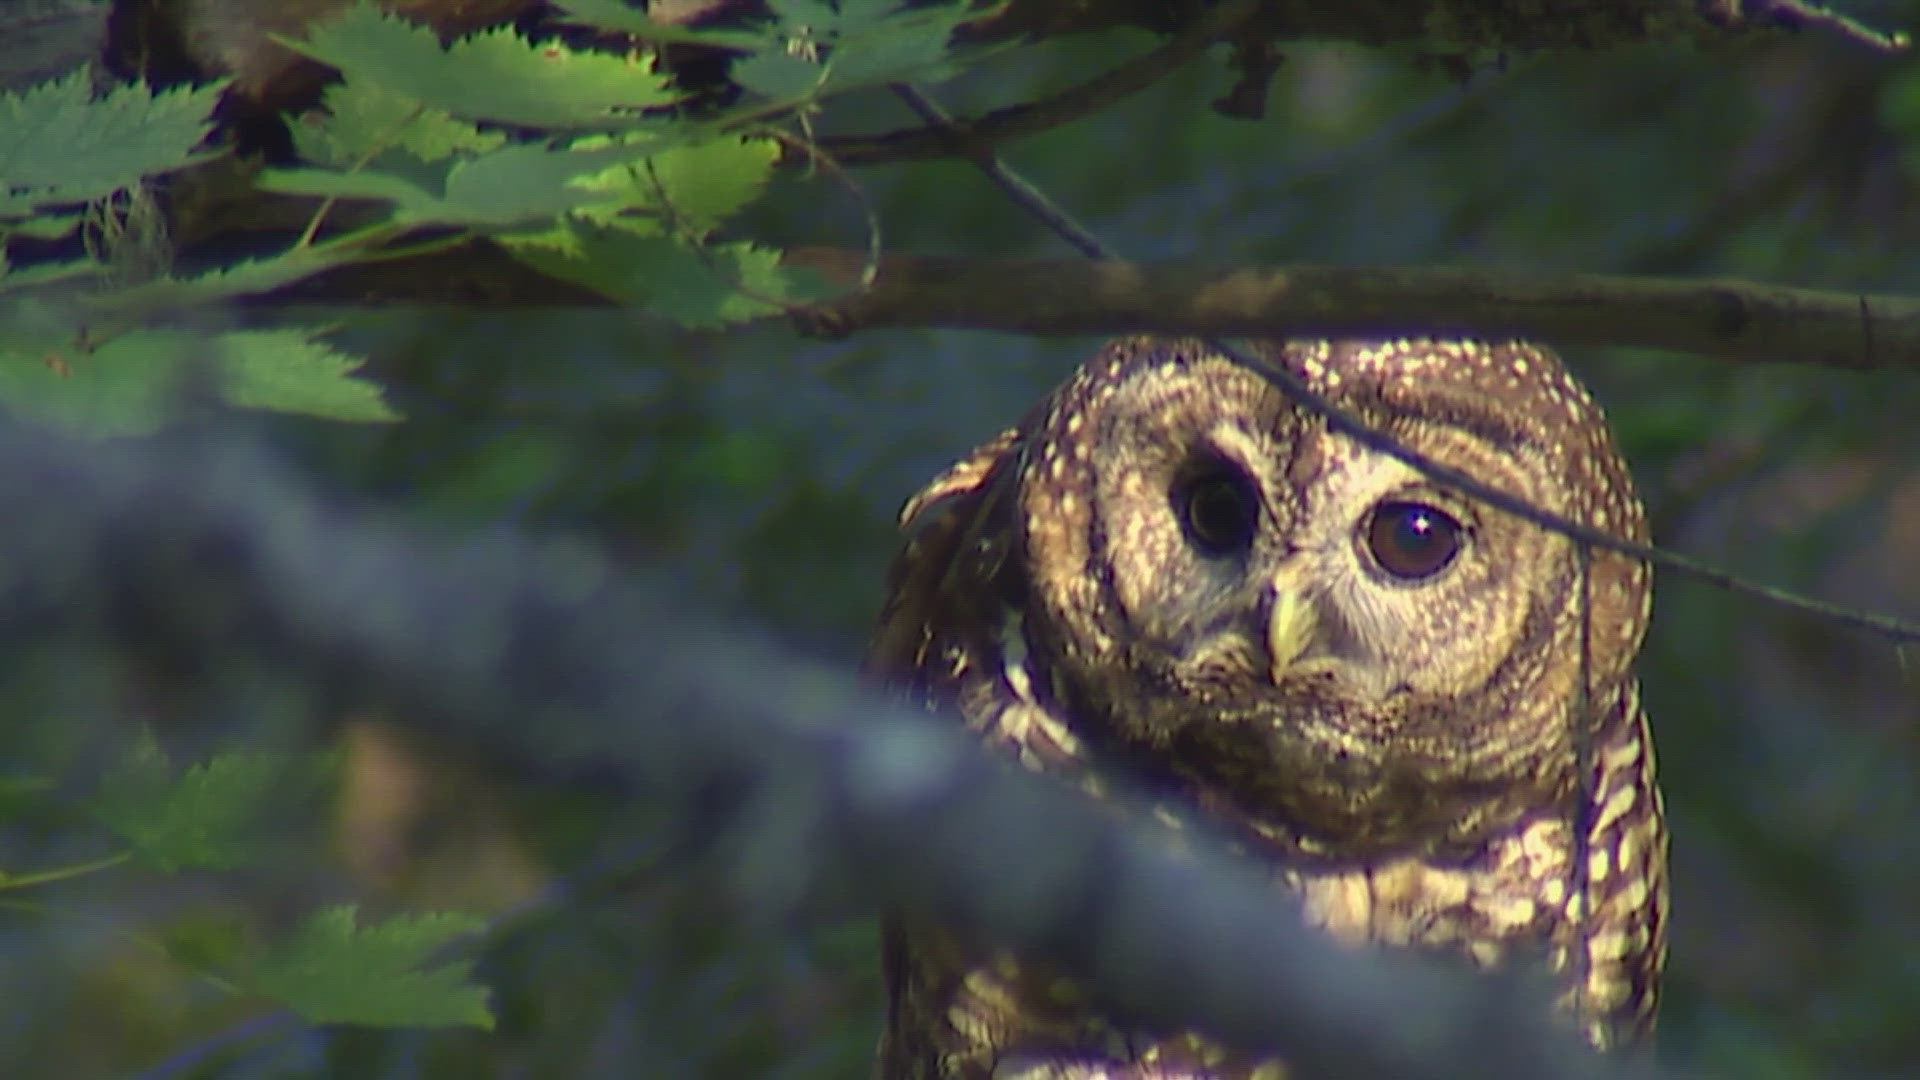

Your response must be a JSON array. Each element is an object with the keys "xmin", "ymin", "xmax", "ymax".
[{"xmin": 1266, "ymin": 567, "xmax": 1317, "ymax": 683}]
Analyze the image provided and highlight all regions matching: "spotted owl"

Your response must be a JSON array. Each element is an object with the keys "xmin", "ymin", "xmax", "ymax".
[{"xmin": 867, "ymin": 337, "xmax": 1669, "ymax": 1078}]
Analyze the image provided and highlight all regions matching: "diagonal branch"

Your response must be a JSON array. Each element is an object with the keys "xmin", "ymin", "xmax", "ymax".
[
  {"xmin": 799, "ymin": 0, "xmax": 1262, "ymax": 168},
  {"xmin": 0, "ymin": 422, "xmax": 1665, "ymax": 1080}
]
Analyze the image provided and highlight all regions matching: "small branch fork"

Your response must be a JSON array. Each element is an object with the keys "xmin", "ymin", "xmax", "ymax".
[{"xmin": 802, "ymin": 0, "xmax": 1265, "ymax": 168}]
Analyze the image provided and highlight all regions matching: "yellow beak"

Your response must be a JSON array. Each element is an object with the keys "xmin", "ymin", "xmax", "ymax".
[{"xmin": 1267, "ymin": 571, "xmax": 1316, "ymax": 683}]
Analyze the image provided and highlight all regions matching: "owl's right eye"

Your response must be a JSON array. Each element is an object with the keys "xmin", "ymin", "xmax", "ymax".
[{"xmin": 1176, "ymin": 465, "xmax": 1261, "ymax": 555}]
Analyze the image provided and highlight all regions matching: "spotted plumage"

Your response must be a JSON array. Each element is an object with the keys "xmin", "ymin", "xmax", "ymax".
[{"xmin": 869, "ymin": 337, "xmax": 1667, "ymax": 1078}]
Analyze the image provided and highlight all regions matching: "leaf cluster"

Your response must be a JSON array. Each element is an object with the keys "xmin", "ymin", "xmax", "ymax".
[
  {"xmin": 0, "ymin": 0, "xmax": 983, "ymax": 432},
  {"xmin": 1, "ymin": 733, "xmax": 492, "ymax": 1034}
]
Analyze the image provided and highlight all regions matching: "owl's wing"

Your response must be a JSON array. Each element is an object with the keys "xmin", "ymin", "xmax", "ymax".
[
  {"xmin": 870, "ymin": 429, "xmax": 1029, "ymax": 1080},
  {"xmin": 1581, "ymin": 681, "xmax": 1669, "ymax": 1048},
  {"xmin": 868, "ymin": 426, "xmax": 1022, "ymax": 695}
]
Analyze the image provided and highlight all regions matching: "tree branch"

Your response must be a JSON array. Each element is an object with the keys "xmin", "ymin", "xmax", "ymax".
[
  {"xmin": 0, "ymin": 421, "xmax": 1668, "ymax": 1080},
  {"xmin": 800, "ymin": 0, "xmax": 1262, "ymax": 168},
  {"xmin": 247, "ymin": 242, "xmax": 1920, "ymax": 367},
  {"xmin": 0, "ymin": 0, "xmax": 108, "ymax": 92},
  {"xmin": 784, "ymin": 249, "xmax": 1920, "ymax": 366}
]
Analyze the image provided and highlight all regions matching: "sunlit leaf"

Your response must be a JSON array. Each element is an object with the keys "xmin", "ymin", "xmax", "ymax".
[
  {"xmin": 245, "ymin": 906, "xmax": 493, "ymax": 1028},
  {"xmin": 92, "ymin": 741, "xmax": 311, "ymax": 872},
  {"xmin": 0, "ymin": 327, "xmax": 395, "ymax": 434},
  {"xmin": 292, "ymin": 2, "xmax": 681, "ymax": 127},
  {"xmin": 0, "ymin": 69, "xmax": 223, "ymax": 211}
]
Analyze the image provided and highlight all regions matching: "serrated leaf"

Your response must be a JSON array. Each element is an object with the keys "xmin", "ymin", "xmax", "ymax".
[
  {"xmin": 0, "ymin": 69, "xmax": 223, "ymax": 211},
  {"xmin": 292, "ymin": 81, "xmax": 505, "ymax": 168},
  {"xmin": 92, "ymin": 745, "xmax": 306, "ymax": 872},
  {"xmin": 0, "ymin": 327, "xmax": 395, "ymax": 434},
  {"xmin": 263, "ymin": 140, "xmax": 658, "ymax": 227},
  {"xmin": 0, "ymin": 256, "xmax": 101, "ymax": 293},
  {"xmin": 92, "ymin": 249, "xmax": 346, "ymax": 319},
  {"xmin": 731, "ymin": 50, "xmax": 826, "ymax": 101},
  {"xmin": 577, "ymin": 136, "xmax": 779, "ymax": 234},
  {"xmin": 829, "ymin": 17, "xmax": 964, "ymax": 88},
  {"xmin": 4, "ymin": 210, "xmax": 83, "ymax": 241},
  {"xmin": 436, "ymin": 143, "xmax": 626, "ymax": 225},
  {"xmin": 215, "ymin": 329, "xmax": 398, "ymax": 422},
  {"xmin": 0, "ymin": 330, "xmax": 189, "ymax": 434},
  {"xmin": 292, "ymin": 2, "xmax": 681, "ymax": 128},
  {"xmin": 769, "ymin": 0, "xmax": 843, "ymax": 32},
  {"xmin": 255, "ymin": 166, "xmax": 438, "ymax": 211},
  {"xmin": 502, "ymin": 219, "xmax": 809, "ymax": 325},
  {"xmin": 247, "ymin": 906, "xmax": 492, "ymax": 1028},
  {"xmin": 837, "ymin": 0, "xmax": 909, "ymax": 27},
  {"xmin": 553, "ymin": 0, "xmax": 767, "ymax": 49}
]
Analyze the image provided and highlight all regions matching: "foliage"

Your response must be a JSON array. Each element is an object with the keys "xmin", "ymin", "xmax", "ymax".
[
  {"xmin": 0, "ymin": 735, "xmax": 493, "ymax": 1037},
  {"xmin": 246, "ymin": 906, "xmax": 492, "ymax": 1028},
  {"xmin": 0, "ymin": 70, "xmax": 222, "ymax": 216},
  {"xmin": 0, "ymin": 0, "xmax": 984, "ymax": 436}
]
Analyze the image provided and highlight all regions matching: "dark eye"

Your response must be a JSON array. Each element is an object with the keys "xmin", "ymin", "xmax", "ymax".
[
  {"xmin": 1365, "ymin": 501, "xmax": 1464, "ymax": 580},
  {"xmin": 1177, "ymin": 466, "xmax": 1261, "ymax": 555}
]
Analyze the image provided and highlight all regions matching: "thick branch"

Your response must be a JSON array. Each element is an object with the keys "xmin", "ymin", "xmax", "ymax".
[
  {"xmin": 957, "ymin": 0, "xmax": 1905, "ymax": 55},
  {"xmin": 255, "ymin": 243, "xmax": 1920, "ymax": 367},
  {"xmin": 789, "ymin": 250, "xmax": 1920, "ymax": 366},
  {"xmin": 0, "ymin": 1, "xmax": 108, "ymax": 91},
  {"xmin": 0, "ymin": 422, "xmax": 1665, "ymax": 1080}
]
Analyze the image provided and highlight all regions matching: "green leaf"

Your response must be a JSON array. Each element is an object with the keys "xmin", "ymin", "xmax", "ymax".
[
  {"xmin": 216, "ymin": 328, "xmax": 399, "ymax": 422},
  {"xmin": 92, "ymin": 740, "xmax": 307, "ymax": 872},
  {"xmin": 89, "ymin": 249, "xmax": 352, "ymax": 322},
  {"xmin": 263, "ymin": 139, "xmax": 660, "ymax": 227},
  {"xmin": 292, "ymin": 80, "xmax": 505, "ymax": 168},
  {"xmin": 829, "ymin": 14, "xmax": 966, "ymax": 88},
  {"xmin": 501, "ymin": 219, "xmax": 812, "ymax": 326},
  {"xmin": 0, "ymin": 327, "xmax": 395, "ymax": 434},
  {"xmin": 769, "ymin": 0, "xmax": 843, "ymax": 32},
  {"xmin": 577, "ymin": 136, "xmax": 780, "ymax": 234},
  {"xmin": 0, "ymin": 255, "xmax": 101, "ymax": 293},
  {"xmin": 246, "ymin": 905, "xmax": 493, "ymax": 1028},
  {"xmin": 292, "ymin": 2, "xmax": 681, "ymax": 127},
  {"xmin": 255, "ymin": 166, "xmax": 439, "ymax": 211},
  {"xmin": 0, "ymin": 69, "xmax": 223, "ymax": 212},
  {"xmin": 4, "ymin": 211, "xmax": 84, "ymax": 241},
  {"xmin": 436, "ymin": 142, "xmax": 628, "ymax": 225},
  {"xmin": 731, "ymin": 50, "xmax": 826, "ymax": 101},
  {"xmin": 553, "ymin": 0, "xmax": 767, "ymax": 49}
]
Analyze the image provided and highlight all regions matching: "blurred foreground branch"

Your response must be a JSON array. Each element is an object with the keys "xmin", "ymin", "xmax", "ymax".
[{"xmin": 0, "ymin": 421, "xmax": 1663, "ymax": 1080}]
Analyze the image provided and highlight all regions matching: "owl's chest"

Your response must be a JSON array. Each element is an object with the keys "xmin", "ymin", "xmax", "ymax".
[{"xmin": 931, "ymin": 606, "xmax": 1581, "ymax": 961}]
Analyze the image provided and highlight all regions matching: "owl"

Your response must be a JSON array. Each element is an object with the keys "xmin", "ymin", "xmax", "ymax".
[{"xmin": 867, "ymin": 337, "xmax": 1668, "ymax": 1079}]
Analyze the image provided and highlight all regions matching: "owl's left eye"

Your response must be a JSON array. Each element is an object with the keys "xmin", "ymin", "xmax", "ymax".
[
  {"xmin": 1364, "ymin": 501, "xmax": 1463, "ymax": 580},
  {"xmin": 1177, "ymin": 465, "xmax": 1261, "ymax": 555}
]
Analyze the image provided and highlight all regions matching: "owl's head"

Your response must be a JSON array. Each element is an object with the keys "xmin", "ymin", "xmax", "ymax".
[{"xmin": 1012, "ymin": 337, "xmax": 1650, "ymax": 854}]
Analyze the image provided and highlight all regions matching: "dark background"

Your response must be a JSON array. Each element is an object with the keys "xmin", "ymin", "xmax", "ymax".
[{"xmin": 7, "ymin": 1, "xmax": 1920, "ymax": 1075}]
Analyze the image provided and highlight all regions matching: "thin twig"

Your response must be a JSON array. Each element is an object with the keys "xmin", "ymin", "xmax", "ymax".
[
  {"xmin": 756, "ymin": 125, "xmax": 884, "ymax": 292},
  {"xmin": 890, "ymin": 83, "xmax": 1920, "ymax": 645},
  {"xmin": 890, "ymin": 84, "xmax": 1106, "ymax": 259},
  {"xmin": 1738, "ymin": 0, "xmax": 1910, "ymax": 52},
  {"xmin": 810, "ymin": 0, "xmax": 1263, "ymax": 169}
]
